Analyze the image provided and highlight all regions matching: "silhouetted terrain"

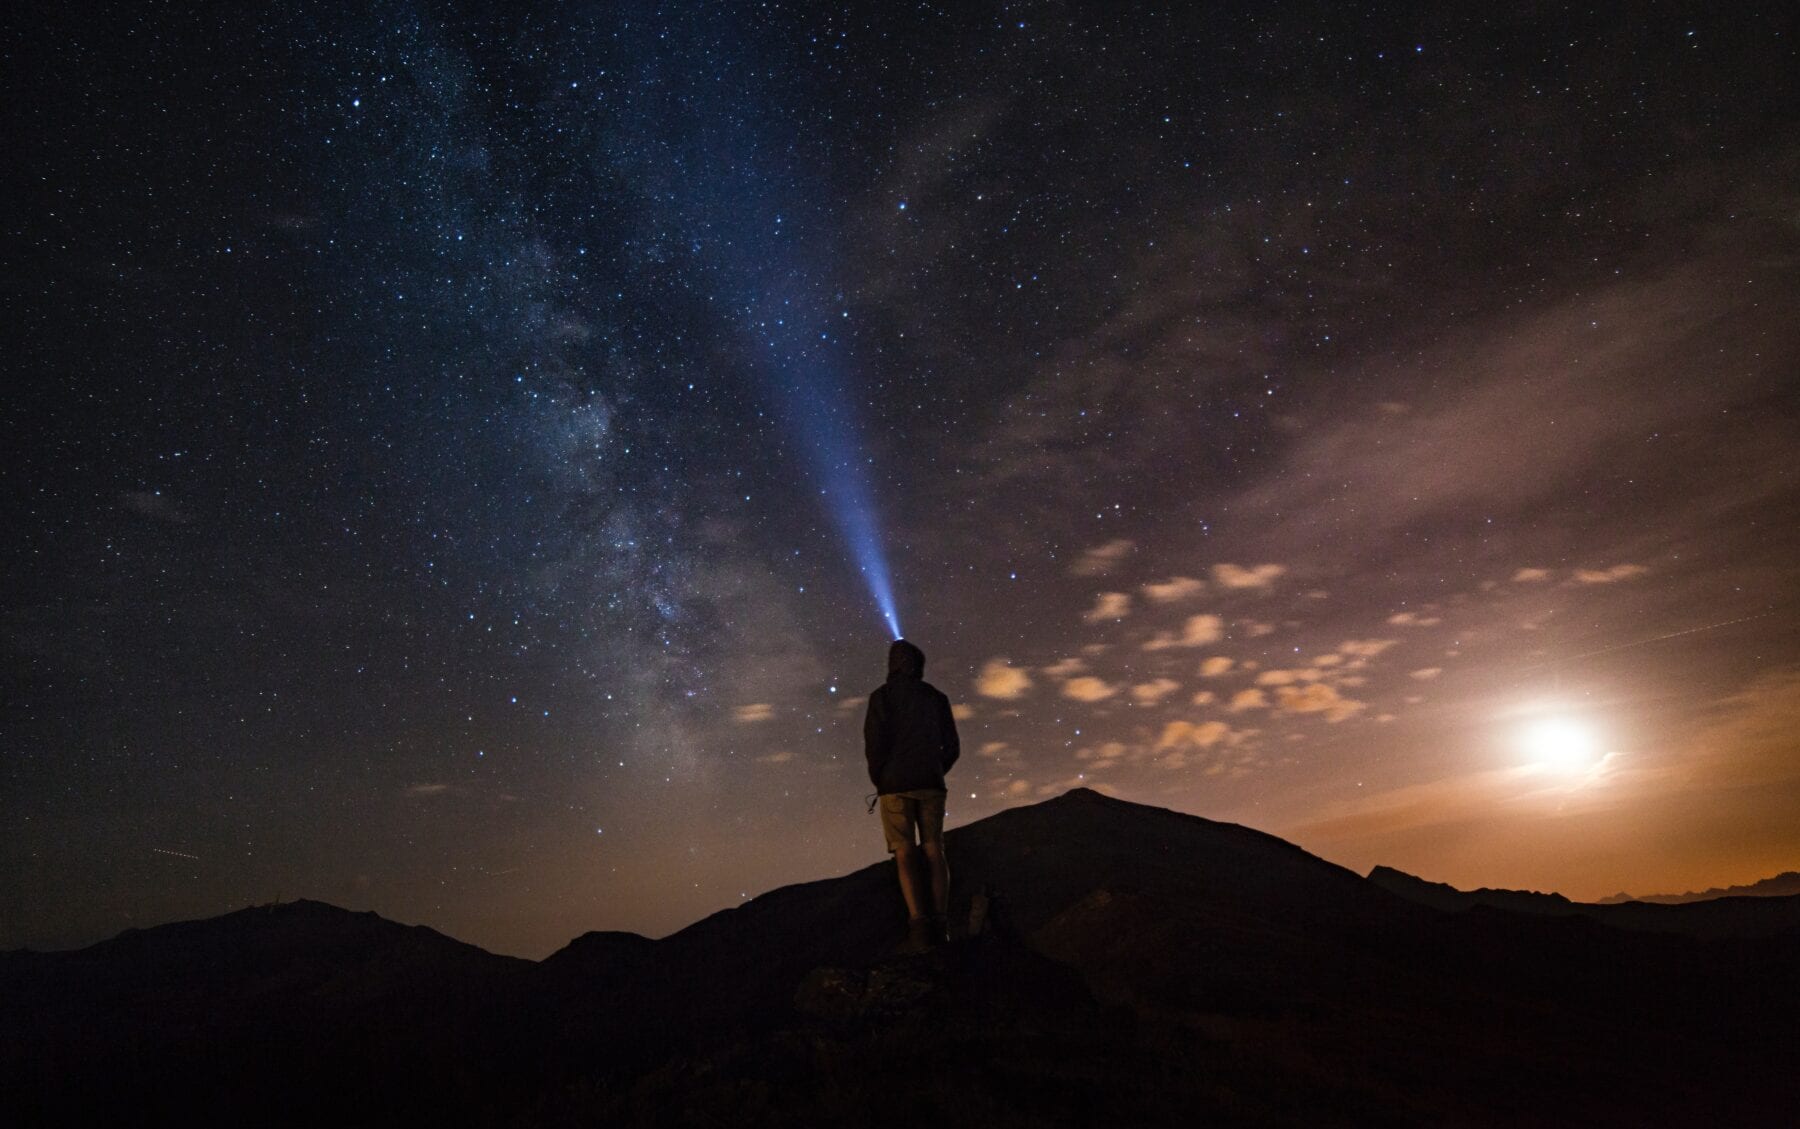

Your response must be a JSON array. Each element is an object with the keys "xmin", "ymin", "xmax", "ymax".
[
  {"xmin": 5, "ymin": 790, "xmax": 1796, "ymax": 1127},
  {"xmin": 1368, "ymin": 863, "xmax": 1800, "ymax": 939},
  {"xmin": 1595, "ymin": 871, "xmax": 1800, "ymax": 904}
]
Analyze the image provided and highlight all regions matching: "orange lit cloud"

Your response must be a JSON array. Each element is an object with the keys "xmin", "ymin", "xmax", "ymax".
[
  {"xmin": 1387, "ymin": 612, "xmax": 1442, "ymax": 627},
  {"xmin": 1070, "ymin": 538, "xmax": 1135, "ymax": 576},
  {"xmin": 1155, "ymin": 719, "xmax": 1235, "ymax": 750},
  {"xmin": 1573, "ymin": 563, "xmax": 1648, "ymax": 584},
  {"xmin": 1229, "ymin": 688, "xmax": 1269, "ymax": 712},
  {"xmin": 1275, "ymin": 681, "xmax": 1364, "ymax": 722},
  {"xmin": 975, "ymin": 658, "xmax": 1033, "ymax": 699},
  {"xmin": 1256, "ymin": 668, "xmax": 1322, "ymax": 686},
  {"xmin": 1212, "ymin": 562, "xmax": 1286, "ymax": 589},
  {"xmin": 1143, "ymin": 613, "xmax": 1225, "ymax": 651},
  {"xmin": 977, "ymin": 740, "xmax": 1022, "ymax": 769},
  {"xmin": 1130, "ymin": 678, "xmax": 1181, "ymax": 704},
  {"xmin": 1142, "ymin": 575, "xmax": 1206, "ymax": 602},
  {"xmin": 1083, "ymin": 591, "xmax": 1132, "ymax": 623},
  {"xmin": 1075, "ymin": 740, "xmax": 1130, "ymax": 763},
  {"xmin": 1062, "ymin": 676, "xmax": 1118, "ymax": 702}
]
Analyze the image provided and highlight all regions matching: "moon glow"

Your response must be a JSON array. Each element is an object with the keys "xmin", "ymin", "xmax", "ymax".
[{"xmin": 1520, "ymin": 718, "xmax": 1601, "ymax": 776}]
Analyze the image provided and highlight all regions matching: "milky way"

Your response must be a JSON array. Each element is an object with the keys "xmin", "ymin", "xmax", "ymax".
[{"xmin": 6, "ymin": 3, "xmax": 1797, "ymax": 957}]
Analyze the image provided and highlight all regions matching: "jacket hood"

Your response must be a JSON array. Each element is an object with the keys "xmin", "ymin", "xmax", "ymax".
[{"xmin": 887, "ymin": 639, "xmax": 925, "ymax": 680}]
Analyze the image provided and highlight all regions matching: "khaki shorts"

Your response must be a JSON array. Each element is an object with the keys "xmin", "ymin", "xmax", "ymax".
[{"xmin": 879, "ymin": 789, "xmax": 947, "ymax": 854}]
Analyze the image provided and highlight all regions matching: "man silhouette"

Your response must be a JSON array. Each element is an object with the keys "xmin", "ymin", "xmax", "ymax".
[{"xmin": 864, "ymin": 638, "xmax": 960, "ymax": 951}]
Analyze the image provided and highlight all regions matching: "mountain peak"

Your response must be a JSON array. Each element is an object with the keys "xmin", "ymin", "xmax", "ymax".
[{"xmin": 1055, "ymin": 785, "xmax": 1110, "ymax": 802}]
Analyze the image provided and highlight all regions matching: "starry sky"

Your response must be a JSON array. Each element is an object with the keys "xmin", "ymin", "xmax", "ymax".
[{"xmin": 5, "ymin": 2, "xmax": 1797, "ymax": 959}]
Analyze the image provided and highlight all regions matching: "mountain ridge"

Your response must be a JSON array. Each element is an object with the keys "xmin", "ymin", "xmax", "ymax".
[
  {"xmin": 1595, "ymin": 870, "xmax": 1800, "ymax": 904},
  {"xmin": 1367, "ymin": 862, "xmax": 1800, "ymax": 939},
  {"xmin": 5, "ymin": 788, "xmax": 1796, "ymax": 1127},
  {"xmin": 19, "ymin": 791, "xmax": 1789, "ymax": 963}
]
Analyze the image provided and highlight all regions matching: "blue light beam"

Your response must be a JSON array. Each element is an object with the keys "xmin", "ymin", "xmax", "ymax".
[
  {"xmin": 615, "ymin": 29, "xmax": 904, "ymax": 639},
  {"xmin": 840, "ymin": 481, "xmax": 902, "ymax": 641},
  {"xmin": 763, "ymin": 337, "xmax": 902, "ymax": 641}
]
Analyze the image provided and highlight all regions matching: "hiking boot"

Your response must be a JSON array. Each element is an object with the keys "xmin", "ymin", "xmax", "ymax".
[
  {"xmin": 904, "ymin": 916, "xmax": 934, "ymax": 953},
  {"xmin": 927, "ymin": 914, "xmax": 950, "ymax": 947}
]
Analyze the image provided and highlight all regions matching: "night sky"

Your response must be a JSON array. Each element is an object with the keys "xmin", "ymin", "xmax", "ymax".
[{"xmin": 5, "ymin": 3, "xmax": 1797, "ymax": 959}]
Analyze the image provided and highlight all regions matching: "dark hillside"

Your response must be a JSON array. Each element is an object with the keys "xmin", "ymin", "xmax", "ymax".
[{"xmin": 5, "ymin": 790, "xmax": 1796, "ymax": 1127}]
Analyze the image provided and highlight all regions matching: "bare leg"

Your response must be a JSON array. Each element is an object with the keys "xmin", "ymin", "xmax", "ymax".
[
  {"xmin": 893, "ymin": 843, "xmax": 928, "ymax": 920},
  {"xmin": 921, "ymin": 841, "xmax": 950, "ymax": 918}
]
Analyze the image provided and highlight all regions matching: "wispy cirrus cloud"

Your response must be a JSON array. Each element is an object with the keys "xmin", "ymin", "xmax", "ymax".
[
  {"xmin": 1387, "ymin": 611, "xmax": 1441, "ymax": 627},
  {"xmin": 1573, "ymin": 564, "xmax": 1648, "ymax": 585}
]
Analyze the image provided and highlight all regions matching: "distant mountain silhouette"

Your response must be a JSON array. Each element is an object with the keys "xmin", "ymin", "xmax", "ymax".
[
  {"xmin": 1594, "ymin": 870, "xmax": 1800, "ymax": 904},
  {"xmin": 1368, "ymin": 862, "xmax": 1800, "ymax": 939},
  {"xmin": 6, "ymin": 789, "xmax": 1797, "ymax": 1127},
  {"xmin": 1, "ymin": 899, "xmax": 538, "ymax": 1126}
]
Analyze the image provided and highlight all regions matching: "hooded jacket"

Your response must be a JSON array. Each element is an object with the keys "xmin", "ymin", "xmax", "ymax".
[{"xmin": 863, "ymin": 640, "xmax": 960, "ymax": 794}]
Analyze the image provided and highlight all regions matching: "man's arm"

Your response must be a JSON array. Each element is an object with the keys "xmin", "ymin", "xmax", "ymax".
[
  {"xmin": 939, "ymin": 690, "xmax": 960, "ymax": 773},
  {"xmin": 864, "ymin": 690, "xmax": 889, "ymax": 789}
]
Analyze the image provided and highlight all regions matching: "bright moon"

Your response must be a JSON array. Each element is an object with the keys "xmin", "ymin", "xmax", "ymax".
[{"xmin": 1520, "ymin": 718, "xmax": 1600, "ymax": 775}]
